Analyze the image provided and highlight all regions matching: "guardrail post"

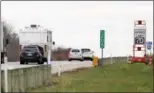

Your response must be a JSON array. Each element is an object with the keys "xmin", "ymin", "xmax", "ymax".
[
  {"xmin": 58, "ymin": 63, "xmax": 61, "ymax": 76},
  {"xmin": 110, "ymin": 54, "xmax": 113, "ymax": 64},
  {"xmin": 4, "ymin": 56, "xmax": 8, "ymax": 92}
]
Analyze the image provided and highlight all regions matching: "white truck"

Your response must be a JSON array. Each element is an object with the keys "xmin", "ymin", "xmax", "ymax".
[{"xmin": 19, "ymin": 24, "xmax": 54, "ymax": 64}]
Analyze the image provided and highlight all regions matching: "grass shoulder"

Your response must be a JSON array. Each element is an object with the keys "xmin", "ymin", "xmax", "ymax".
[{"xmin": 29, "ymin": 63, "xmax": 153, "ymax": 92}]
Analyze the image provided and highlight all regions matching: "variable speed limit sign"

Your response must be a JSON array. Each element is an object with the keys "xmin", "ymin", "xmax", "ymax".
[
  {"xmin": 134, "ymin": 28, "xmax": 146, "ymax": 45},
  {"xmin": 134, "ymin": 37, "xmax": 145, "ymax": 44}
]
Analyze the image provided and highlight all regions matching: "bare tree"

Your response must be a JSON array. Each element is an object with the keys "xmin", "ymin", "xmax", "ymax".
[{"xmin": 3, "ymin": 21, "xmax": 19, "ymax": 61}]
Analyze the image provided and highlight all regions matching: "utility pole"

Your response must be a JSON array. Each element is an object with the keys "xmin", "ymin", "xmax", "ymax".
[{"xmin": 0, "ymin": 20, "xmax": 3, "ymax": 93}]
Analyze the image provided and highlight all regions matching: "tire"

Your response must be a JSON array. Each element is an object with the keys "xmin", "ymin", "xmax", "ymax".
[
  {"xmin": 1, "ymin": 61, "xmax": 4, "ymax": 64},
  {"xmin": 144, "ymin": 61, "xmax": 149, "ymax": 65},
  {"xmin": 43, "ymin": 57, "xmax": 47, "ymax": 62},
  {"xmin": 90, "ymin": 58, "xmax": 93, "ymax": 61},
  {"xmin": 1, "ymin": 58, "xmax": 4, "ymax": 64},
  {"xmin": 37, "ymin": 58, "xmax": 43, "ymax": 64},
  {"xmin": 20, "ymin": 60, "xmax": 25, "ymax": 64},
  {"xmin": 68, "ymin": 59, "xmax": 72, "ymax": 61},
  {"xmin": 80, "ymin": 59, "xmax": 84, "ymax": 61},
  {"xmin": 130, "ymin": 61, "xmax": 134, "ymax": 64}
]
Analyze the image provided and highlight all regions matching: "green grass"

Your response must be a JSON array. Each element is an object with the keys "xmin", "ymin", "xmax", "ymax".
[{"xmin": 29, "ymin": 63, "xmax": 153, "ymax": 92}]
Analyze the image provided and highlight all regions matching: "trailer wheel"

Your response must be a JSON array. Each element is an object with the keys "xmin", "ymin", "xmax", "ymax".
[
  {"xmin": 144, "ymin": 62, "xmax": 148, "ymax": 65},
  {"xmin": 130, "ymin": 61, "xmax": 134, "ymax": 64},
  {"xmin": 80, "ymin": 59, "xmax": 84, "ymax": 61}
]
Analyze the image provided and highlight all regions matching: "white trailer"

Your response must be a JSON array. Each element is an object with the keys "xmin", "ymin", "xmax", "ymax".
[{"xmin": 19, "ymin": 24, "xmax": 53, "ymax": 64}]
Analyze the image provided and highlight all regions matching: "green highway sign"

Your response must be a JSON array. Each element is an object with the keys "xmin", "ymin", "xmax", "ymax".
[{"xmin": 100, "ymin": 30, "xmax": 105, "ymax": 48}]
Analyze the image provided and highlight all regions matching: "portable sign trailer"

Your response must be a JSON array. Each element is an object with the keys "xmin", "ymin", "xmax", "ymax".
[
  {"xmin": 19, "ymin": 24, "xmax": 53, "ymax": 64},
  {"xmin": 130, "ymin": 20, "xmax": 148, "ymax": 64}
]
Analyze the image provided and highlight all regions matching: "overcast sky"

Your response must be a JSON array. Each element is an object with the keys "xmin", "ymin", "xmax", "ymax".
[{"xmin": 1, "ymin": 1, "xmax": 153, "ymax": 57}]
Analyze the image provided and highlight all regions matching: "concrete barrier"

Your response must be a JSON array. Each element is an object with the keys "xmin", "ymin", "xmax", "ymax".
[
  {"xmin": 1, "ymin": 57, "xmax": 127, "ymax": 92},
  {"xmin": 1, "ymin": 65, "xmax": 51, "ymax": 92},
  {"xmin": 52, "ymin": 61, "xmax": 93, "ymax": 75}
]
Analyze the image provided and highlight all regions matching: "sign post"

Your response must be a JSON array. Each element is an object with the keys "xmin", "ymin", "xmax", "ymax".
[{"xmin": 100, "ymin": 30, "xmax": 105, "ymax": 66}]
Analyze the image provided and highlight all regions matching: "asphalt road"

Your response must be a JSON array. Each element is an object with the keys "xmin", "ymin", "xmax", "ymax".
[{"xmin": 1, "ymin": 61, "xmax": 93, "ymax": 74}]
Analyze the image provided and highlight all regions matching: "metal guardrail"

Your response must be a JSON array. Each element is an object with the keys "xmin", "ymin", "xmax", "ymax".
[{"xmin": 98, "ymin": 57, "xmax": 128, "ymax": 65}]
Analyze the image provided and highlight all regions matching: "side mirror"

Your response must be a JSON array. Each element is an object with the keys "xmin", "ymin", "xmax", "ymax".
[
  {"xmin": 6, "ymin": 39, "xmax": 9, "ymax": 45},
  {"xmin": 52, "ymin": 41, "xmax": 55, "ymax": 45}
]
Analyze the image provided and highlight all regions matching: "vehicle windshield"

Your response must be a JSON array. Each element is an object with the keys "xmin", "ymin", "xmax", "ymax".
[
  {"xmin": 81, "ymin": 49, "xmax": 90, "ymax": 52},
  {"xmin": 71, "ymin": 49, "xmax": 80, "ymax": 52},
  {"xmin": 23, "ymin": 47, "xmax": 38, "ymax": 52}
]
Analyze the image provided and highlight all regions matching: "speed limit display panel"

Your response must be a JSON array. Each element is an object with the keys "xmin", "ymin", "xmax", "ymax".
[
  {"xmin": 134, "ymin": 37, "xmax": 145, "ymax": 44},
  {"xmin": 134, "ymin": 28, "xmax": 146, "ymax": 45}
]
